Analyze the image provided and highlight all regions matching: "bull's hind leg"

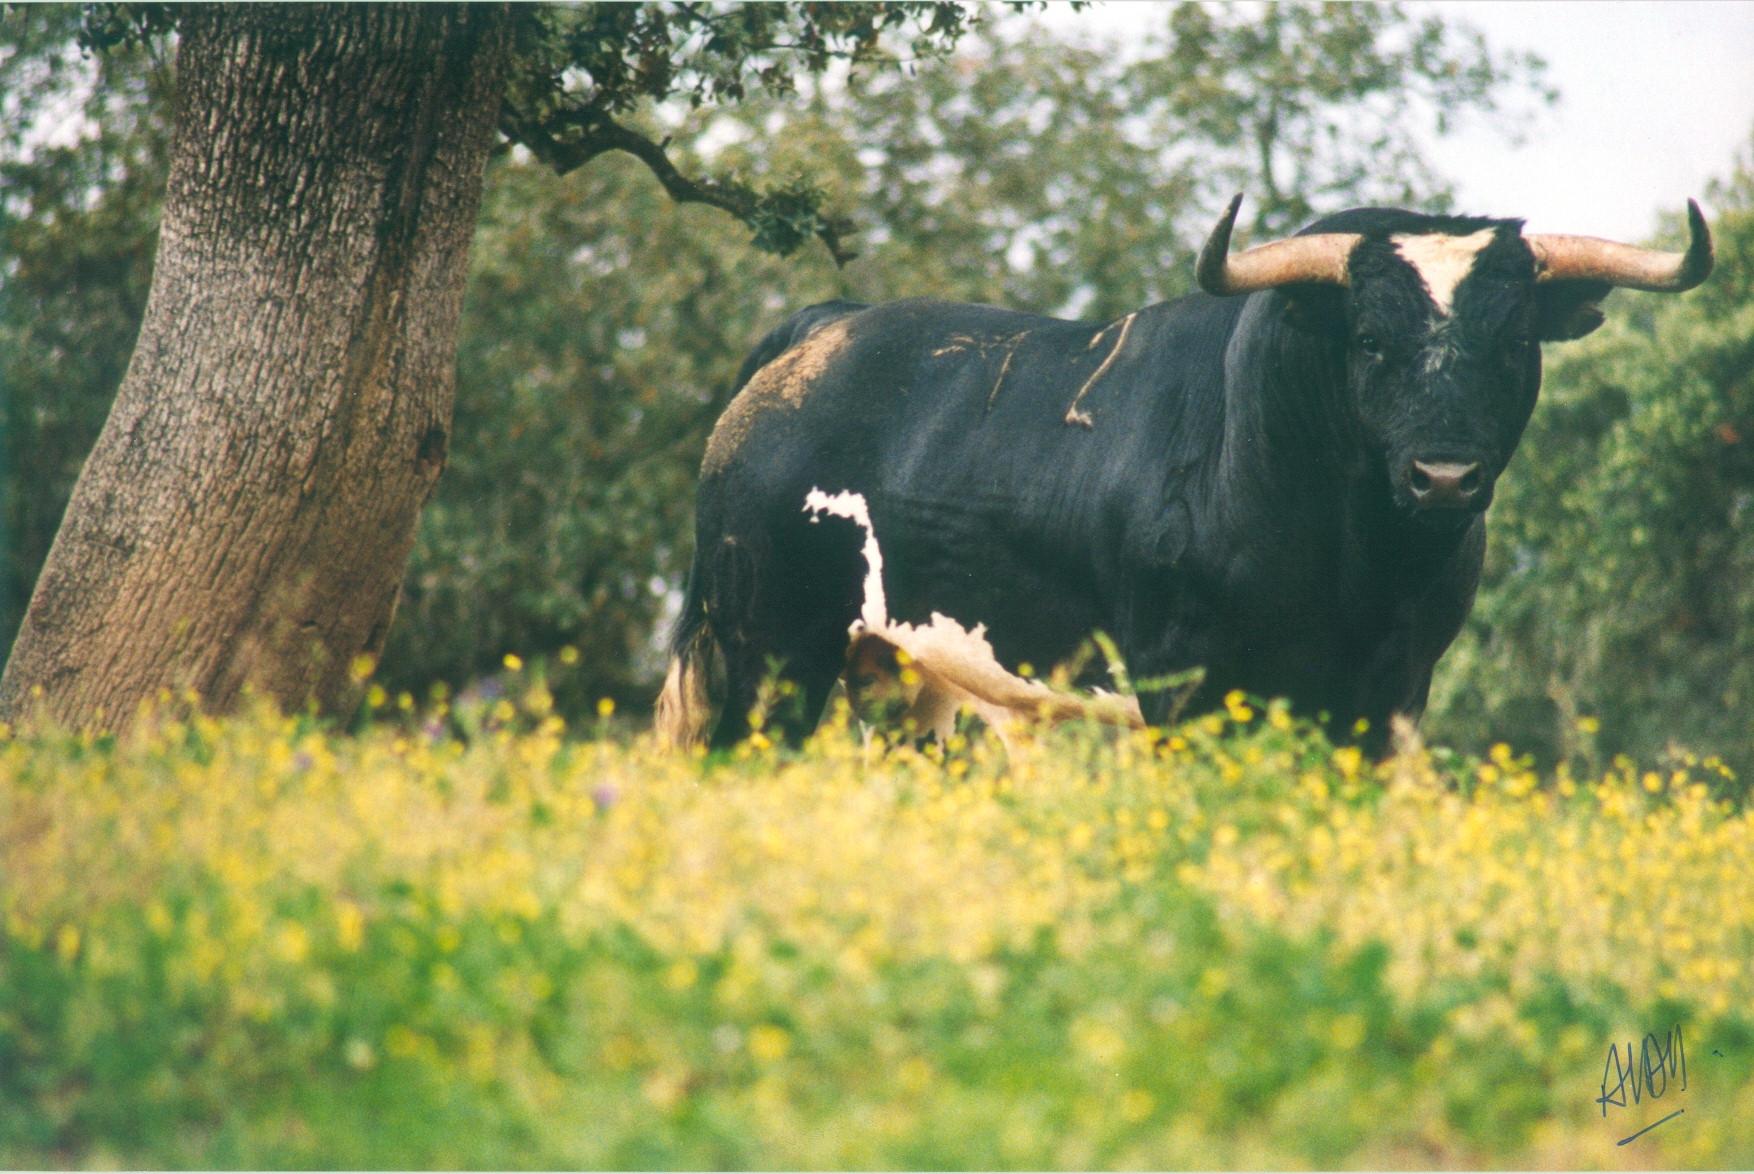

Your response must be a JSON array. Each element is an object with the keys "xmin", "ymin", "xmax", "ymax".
[
  {"xmin": 710, "ymin": 635, "xmax": 845, "ymax": 749},
  {"xmin": 701, "ymin": 512, "xmax": 867, "ymax": 750}
]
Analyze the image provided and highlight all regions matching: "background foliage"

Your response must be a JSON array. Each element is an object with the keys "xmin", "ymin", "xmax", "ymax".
[
  {"xmin": 0, "ymin": 5, "xmax": 169, "ymax": 660},
  {"xmin": 3, "ymin": 4, "xmax": 1749, "ymax": 774},
  {"xmin": 1431, "ymin": 140, "xmax": 1754, "ymax": 772}
]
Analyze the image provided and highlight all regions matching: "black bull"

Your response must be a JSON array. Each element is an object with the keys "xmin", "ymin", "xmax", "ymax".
[{"xmin": 657, "ymin": 197, "xmax": 1713, "ymax": 752}]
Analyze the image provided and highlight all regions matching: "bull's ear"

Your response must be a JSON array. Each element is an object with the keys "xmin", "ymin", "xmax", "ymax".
[{"xmin": 1535, "ymin": 278, "xmax": 1613, "ymax": 342}]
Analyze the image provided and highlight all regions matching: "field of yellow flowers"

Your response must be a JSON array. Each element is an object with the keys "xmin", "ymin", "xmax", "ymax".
[{"xmin": 2, "ymin": 677, "xmax": 1751, "ymax": 1169}]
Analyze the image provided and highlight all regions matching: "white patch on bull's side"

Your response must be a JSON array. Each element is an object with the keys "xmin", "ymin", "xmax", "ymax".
[
  {"xmin": 804, "ymin": 487, "xmax": 890, "ymax": 630},
  {"xmin": 803, "ymin": 487, "xmax": 1143, "ymax": 745},
  {"xmin": 1391, "ymin": 228, "xmax": 1496, "ymax": 315}
]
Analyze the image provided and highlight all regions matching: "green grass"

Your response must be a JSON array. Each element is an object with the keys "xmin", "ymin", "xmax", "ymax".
[{"xmin": 1, "ymin": 694, "xmax": 1750, "ymax": 1168}]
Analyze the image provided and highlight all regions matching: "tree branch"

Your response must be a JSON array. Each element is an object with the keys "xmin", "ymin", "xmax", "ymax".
[{"xmin": 503, "ymin": 108, "xmax": 860, "ymax": 267}]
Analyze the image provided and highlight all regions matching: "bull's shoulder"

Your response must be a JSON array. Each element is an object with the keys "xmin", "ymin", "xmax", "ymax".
[{"xmin": 701, "ymin": 297, "xmax": 1155, "ymax": 477}]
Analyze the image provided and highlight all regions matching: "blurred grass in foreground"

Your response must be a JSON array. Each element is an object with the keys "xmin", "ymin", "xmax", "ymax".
[{"xmin": 1, "ymin": 683, "xmax": 1750, "ymax": 1169}]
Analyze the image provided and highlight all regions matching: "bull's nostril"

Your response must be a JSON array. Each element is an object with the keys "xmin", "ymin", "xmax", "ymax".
[{"xmin": 1409, "ymin": 459, "xmax": 1486, "ymax": 509}]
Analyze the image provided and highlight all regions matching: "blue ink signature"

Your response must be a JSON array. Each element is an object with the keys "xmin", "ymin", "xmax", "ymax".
[{"xmin": 1598, "ymin": 1024, "xmax": 1687, "ymax": 1146}]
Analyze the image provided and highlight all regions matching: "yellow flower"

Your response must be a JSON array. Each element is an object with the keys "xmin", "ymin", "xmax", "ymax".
[
  {"xmin": 747, "ymin": 1024, "xmax": 791, "ymax": 1062},
  {"xmin": 898, "ymin": 1057, "xmax": 934, "ymax": 1092},
  {"xmin": 601, "ymin": 1035, "xmax": 639, "ymax": 1071},
  {"xmin": 1071, "ymin": 1017, "xmax": 1127, "ymax": 1065},
  {"xmin": 642, "ymin": 1070, "xmax": 686, "ymax": 1109},
  {"xmin": 334, "ymin": 902, "xmax": 365, "ymax": 951},
  {"xmin": 502, "ymin": 653, "xmax": 524, "ymax": 672},
  {"xmin": 273, "ymin": 923, "xmax": 310, "ymax": 964},
  {"xmin": 1329, "ymin": 1012, "xmax": 1367, "ymax": 1051},
  {"xmin": 385, "ymin": 1025, "xmax": 422, "ymax": 1058},
  {"xmin": 1227, "ymin": 680, "xmax": 1255, "ymax": 719}
]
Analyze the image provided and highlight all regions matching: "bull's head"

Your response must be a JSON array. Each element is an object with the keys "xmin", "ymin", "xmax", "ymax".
[{"xmin": 1197, "ymin": 195, "xmax": 1713, "ymax": 520}]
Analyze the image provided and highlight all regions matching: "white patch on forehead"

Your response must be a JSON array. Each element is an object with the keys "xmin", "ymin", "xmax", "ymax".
[{"xmin": 1391, "ymin": 228, "xmax": 1497, "ymax": 315}]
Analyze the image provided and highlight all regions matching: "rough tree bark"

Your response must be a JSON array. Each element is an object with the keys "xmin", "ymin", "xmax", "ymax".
[{"xmin": 0, "ymin": 5, "xmax": 510, "ymax": 728}]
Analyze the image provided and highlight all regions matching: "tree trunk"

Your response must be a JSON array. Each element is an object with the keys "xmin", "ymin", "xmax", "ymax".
[{"xmin": 0, "ymin": 4, "xmax": 510, "ymax": 728}]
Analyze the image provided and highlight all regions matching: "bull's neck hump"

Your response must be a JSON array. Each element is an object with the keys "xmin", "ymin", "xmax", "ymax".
[{"xmin": 1215, "ymin": 293, "xmax": 1353, "ymax": 512}]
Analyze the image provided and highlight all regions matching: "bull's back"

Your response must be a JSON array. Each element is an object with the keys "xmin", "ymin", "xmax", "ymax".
[{"xmin": 704, "ymin": 298, "xmax": 1128, "ymax": 498}]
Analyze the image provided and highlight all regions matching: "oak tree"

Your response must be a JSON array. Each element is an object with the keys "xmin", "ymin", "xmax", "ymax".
[{"xmin": 0, "ymin": 2, "xmax": 972, "ymax": 728}]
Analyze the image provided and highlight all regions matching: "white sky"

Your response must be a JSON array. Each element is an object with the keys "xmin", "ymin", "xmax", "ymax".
[
  {"xmin": 1044, "ymin": 0, "xmax": 1754, "ymax": 240},
  {"xmin": 1425, "ymin": 0, "xmax": 1754, "ymax": 237}
]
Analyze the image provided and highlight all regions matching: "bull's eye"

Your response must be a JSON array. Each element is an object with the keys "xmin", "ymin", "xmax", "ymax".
[{"xmin": 1355, "ymin": 334, "xmax": 1383, "ymax": 360}]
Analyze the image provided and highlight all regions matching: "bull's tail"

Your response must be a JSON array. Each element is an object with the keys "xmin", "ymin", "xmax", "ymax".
[
  {"xmin": 653, "ymin": 558, "xmax": 717, "ymax": 750},
  {"xmin": 654, "ymin": 634, "xmax": 713, "ymax": 750}
]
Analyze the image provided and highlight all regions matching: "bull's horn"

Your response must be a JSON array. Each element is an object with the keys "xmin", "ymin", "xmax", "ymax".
[
  {"xmin": 1526, "ymin": 200, "xmax": 1714, "ymax": 292},
  {"xmin": 1196, "ymin": 193, "xmax": 1361, "ymax": 296}
]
